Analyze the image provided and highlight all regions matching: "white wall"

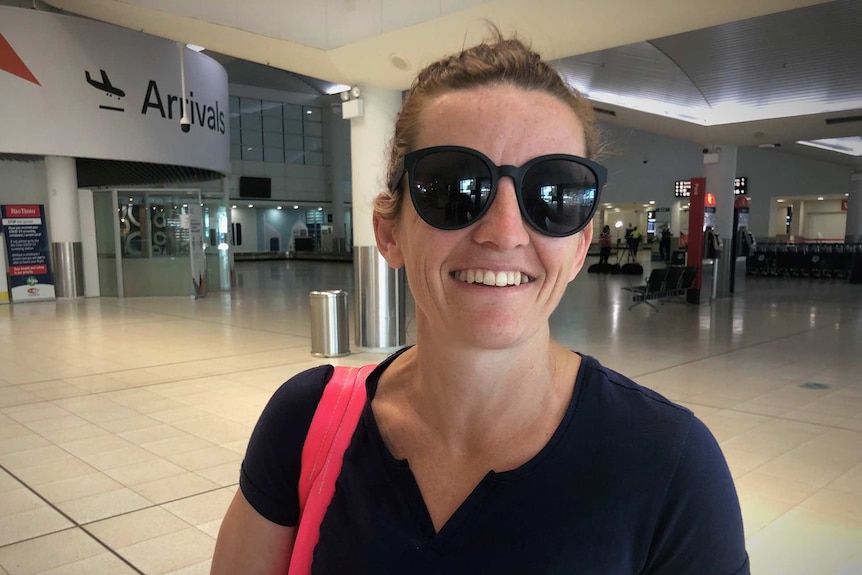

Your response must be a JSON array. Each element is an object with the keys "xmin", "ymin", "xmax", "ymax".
[
  {"xmin": 736, "ymin": 147, "xmax": 851, "ymax": 238},
  {"xmin": 0, "ymin": 160, "xmax": 47, "ymax": 205}
]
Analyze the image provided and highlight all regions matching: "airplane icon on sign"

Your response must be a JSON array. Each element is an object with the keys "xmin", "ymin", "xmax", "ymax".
[
  {"xmin": 85, "ymin": 69, "xmax": 125, "ymax": 98},
  {"xmin": 85, "ymin": 69, "xmax": 126, "ymax": 112}
]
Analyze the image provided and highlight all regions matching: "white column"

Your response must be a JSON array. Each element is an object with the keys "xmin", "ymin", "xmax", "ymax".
[
  {"xmin": 845, "ymin": 171, "xmax": 862, "ymax": 243},
  {"xmin": 45, "ymin": 156, "xmax": 84, "ymax": 298},
  {"xmin": 702, "ymin": 145, "xmax": 737, "ymax": 298},
  {"xmin": 349, "ymin": 86, "xmax": 406, "ymax": 351}
]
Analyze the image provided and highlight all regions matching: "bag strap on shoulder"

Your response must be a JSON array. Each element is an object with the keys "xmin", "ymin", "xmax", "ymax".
[{"xmin": 288, "ymin": 364, "xmax": 375, "ymax": 575}]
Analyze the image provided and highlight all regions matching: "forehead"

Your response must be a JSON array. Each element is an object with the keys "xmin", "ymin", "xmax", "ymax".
[{"xmin": 414, "ymin": 85, "xmax": 586, "ymax": 163}]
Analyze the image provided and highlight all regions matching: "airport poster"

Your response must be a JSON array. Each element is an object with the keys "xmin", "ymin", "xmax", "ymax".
[{"xmin": 0, "ymin": 204, "xmax": 55, "ymax": 302}]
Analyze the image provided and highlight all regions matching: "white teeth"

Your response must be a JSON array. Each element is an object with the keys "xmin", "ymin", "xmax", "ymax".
[{"xmin": 454, "ymin": 268, "xmax": 531, "ymax": 286}]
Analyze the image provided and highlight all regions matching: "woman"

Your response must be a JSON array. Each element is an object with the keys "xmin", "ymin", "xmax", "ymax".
[{"xmin": 212, "ymin": 33, "xmax": 748, "ymax": 574}]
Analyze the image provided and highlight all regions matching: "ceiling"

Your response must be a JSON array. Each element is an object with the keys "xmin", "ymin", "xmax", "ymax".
[{"xmin": 37, "ymin": 0, "xmax": 862, "ymax": 169}]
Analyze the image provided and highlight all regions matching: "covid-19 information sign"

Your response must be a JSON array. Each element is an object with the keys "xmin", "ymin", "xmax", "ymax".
[{"xmin": 1, "ymin": 204, "xmax": 55, "ymax": 302}]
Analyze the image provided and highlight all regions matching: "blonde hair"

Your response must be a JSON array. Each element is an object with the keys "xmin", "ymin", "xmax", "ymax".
[{"xmin": 374, "ymin": 29, "xmax": 603, "ymax": 219}]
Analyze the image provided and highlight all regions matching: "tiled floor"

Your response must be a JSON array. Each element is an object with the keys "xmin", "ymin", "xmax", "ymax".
[{"xmin": 1, "ymin": 256, "xmax": 861, "ymax": 574}]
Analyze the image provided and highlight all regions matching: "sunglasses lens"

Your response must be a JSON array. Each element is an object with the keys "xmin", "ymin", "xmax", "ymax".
[
  {"xmin": 411, "ymin": 151, "xmax": 492, "ymax": 229},
  {"xmin": 522, "ymin": 159, "xmax": 599, "ymax": 236}
]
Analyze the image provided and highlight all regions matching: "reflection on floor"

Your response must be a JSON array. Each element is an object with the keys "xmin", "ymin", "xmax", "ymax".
[{"xmin": 0, "ymin": 257, "xmax": 861, "ymax": 574}]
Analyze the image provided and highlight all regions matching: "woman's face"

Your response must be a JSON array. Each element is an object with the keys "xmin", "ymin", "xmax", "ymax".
[{"xmin": 374, "ymin": 85, "xmax": 593, "ymax": 349}]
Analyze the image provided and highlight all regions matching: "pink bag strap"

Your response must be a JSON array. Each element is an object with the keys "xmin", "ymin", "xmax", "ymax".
[{"xmin": 288, "ymin": 364, "xmax": 375, "ymax": 575}]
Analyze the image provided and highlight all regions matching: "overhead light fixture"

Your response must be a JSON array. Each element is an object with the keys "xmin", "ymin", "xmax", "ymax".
[
  {"xmin": 350, "ymin": 86, "xmax": 361, "ymax": 99},
  {"xmin": 796, "ymin": 137, "xmax": 862, "ymax": 157},
  {"xmin": 293, "ymin": 205, "xmax": 299, "ymax": 210},
  {"xmin": 248, "ymin": 204, "xmax": 254, "ymax": 208},
  {"xmin": 318, "ymin": 207, "xmax": 323, "ymax": 211},
  {"xmin": 777, "ymin": 199, "xmax": 785, "ymax": 203},
  {"xmin": 231, "ymin": 205, "xmax": 237, "ymax": 209},
  {"xmin": 817, "ymin": 196, "xmax": 824, "ymax": 200},
  {"xmin": 649, "ymin": 200, "xmax": 655, "ymax": 204},
  {"xmin": 277, "ymin": 206, "xmax": 283, "ymax": 210},
  {"xmin": 186, "ymin": 44, "xmax": 206, "ymax": 52},
  {"xmin": 327, "ymin": 84, "xmax": 351, "ymax": 96}
]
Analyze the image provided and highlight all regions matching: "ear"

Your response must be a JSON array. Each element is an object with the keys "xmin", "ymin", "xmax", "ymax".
[
  {"xmin": 567, "ymin": 221, "xmax": 593, "ymax": 282},
  {"xmin": 373, "ymin": 212, "xmax": 404, "ymax": 269}
]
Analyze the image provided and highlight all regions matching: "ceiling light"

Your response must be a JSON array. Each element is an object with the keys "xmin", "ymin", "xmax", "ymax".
[
  {"xmin": 248, "ymin": 204, "xmax": 254, "ymax": 208},
  {"xmin": 326, "ymin": 84, "xmax": 351, "ymax": 95},
  {"xmin": 777, "ymin": 199, "xmax": 785, "ymax": 203},
  {"xmin": 614, "ymin": 221, "xmax": 623, "ymax": 228},
  {"xmin": 649, "ymin": 200, "xmax": 655, "ymax": 204},
  {"xmin": 293, "ymin": 205, "xmax": 299, "ymax": 209},
  {"xmin": 796, "ymin": 137, "xmax": 862, "ymax": 157},
  {"xmin": 306, "ymin": 110, "xmax": 313, "ymax": 115},
  {"xmin": 817, "ymin": 196, "xmax": 824, "ymax": 200},
  {"xmin": 317, "ymin": 207, "xmax": 323, "ymax": 211},
  {"xmin": 277, "ymin": 206, "xmax": 283, "ymax": 210},
  {"xmin": 186, "ymin": 44, "xmax": 205, "ymax": 52},
  {"xmin": 231, "ymin": 205, "xmax": 237, "ymax": 209}
]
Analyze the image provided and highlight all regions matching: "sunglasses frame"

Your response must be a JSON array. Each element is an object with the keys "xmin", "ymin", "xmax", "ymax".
[{"xmin": 391, "ymin": 145, "xmax": 607, "ymax": 237}]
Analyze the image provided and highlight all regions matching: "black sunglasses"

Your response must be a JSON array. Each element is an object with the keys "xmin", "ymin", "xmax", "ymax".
[{"xmin": 391, "ymin": 145, "xmax": 606, "ymax": 237}]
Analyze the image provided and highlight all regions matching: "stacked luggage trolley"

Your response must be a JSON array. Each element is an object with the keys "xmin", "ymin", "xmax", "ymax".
[{"xmin": 747, "ymin": 242, "xmax": 861, "ymax": 280}]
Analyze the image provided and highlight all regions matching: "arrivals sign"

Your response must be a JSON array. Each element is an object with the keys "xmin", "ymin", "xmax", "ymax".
[{"xmin": 1, "ymin": 204, "xmax": 55, "ymax": 302}]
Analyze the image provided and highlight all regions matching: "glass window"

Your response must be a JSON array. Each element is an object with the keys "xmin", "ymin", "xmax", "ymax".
[
  {"xmin": 263, "ymin": 115, "xmax": 283, "ymax": 133},
  {"xmin": 304, "ymin": 122, "xmax": 323, "ymax": 137},
  {"xmin": 303, "ymin": 106, "xmax": 321, "ymax": 122},
  {"xmin": 263, "ymin": 132, "xmax": 284, "ymax": 148},
  {"xmin": 283, "ymin": 104, "xmax": 302, "ymax": 120},
  {"xmin": 284, "ymin": 119, "xmax": 303, "ymax": 135},
  {"xmin": 305, "ymin": 152, "xmax": 323, "ymax": 165},
  {"xmin": 304, "ymin": 136, "xmax": 323, "ymax": 152},
  {"xmin": 264, "ymin": 147, "xmax": 284, "ymax": 163}
]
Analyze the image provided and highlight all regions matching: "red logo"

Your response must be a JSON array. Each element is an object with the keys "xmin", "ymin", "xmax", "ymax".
[
  {"xmin": 841, "ymin": 199, "xmax": 848, "ymax": 212},
  {"xmin": 6, "ymin": 205, "xmax": 40, "ymax": 217},
  {"xmin": 0, "ymin": 31, "xmax": 40, "ymax": 86}
]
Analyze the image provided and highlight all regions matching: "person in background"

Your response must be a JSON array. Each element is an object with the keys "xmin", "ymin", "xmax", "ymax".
[
  {"xmin": 660, "ymin": 226, "xmax": 672, "ymax": 262},
  {"xmin": 628, "ymin": 225, "xmax": 643, "ymax": 261},
  {"xmin": 211, "ymin": 29, "xmax": 749, "ymax": 575},
  {"xmin": 599, "ymin": 224, "xmax": 612, "ymax": 265}
]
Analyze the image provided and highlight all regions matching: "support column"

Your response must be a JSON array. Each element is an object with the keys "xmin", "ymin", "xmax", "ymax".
[
  {"xmin": 703, "ymin": 145, "xmax": 737, "ymax": 298},
  {"xmin": 46, "ymin": 156, "xmax": 84, "ymax": 298},
  {"xmin": 348, "ymin": 86, "xmax": 406, "ymax": 351},
  {"xmin": 845, "ymin": 170, "xmax": 862, "ymax": 243}
]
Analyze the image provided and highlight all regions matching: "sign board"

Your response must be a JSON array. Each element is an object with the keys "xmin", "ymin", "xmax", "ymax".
[
  {"xmin": 1, "ymin": 204, "xmax": 55, "ymax": 302},
  {"xmin": 0, "ymin": 6, "xmax": 229, "ymax": 174},
  {"xmin": 188, "ymin": 203, "xmax": 207, "ymax": 298}
]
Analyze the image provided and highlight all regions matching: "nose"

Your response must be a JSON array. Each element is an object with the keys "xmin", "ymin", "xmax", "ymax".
[{"xmin": 471, "ymin": 177, "xmax": 531, "ymax": 249}]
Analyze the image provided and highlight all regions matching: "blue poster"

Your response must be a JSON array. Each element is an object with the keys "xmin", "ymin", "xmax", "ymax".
[{"xmin": 0, "ymin": 204, "xmax": 55, "ymax": 302}]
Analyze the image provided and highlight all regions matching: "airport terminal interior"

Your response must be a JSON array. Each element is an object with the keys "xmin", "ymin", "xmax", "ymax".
[
  {"xmin": 1, "ymin": 0, "xmax": 862, "ymax": 574},
  {"xmin": 1, "ymin": 256, "xmax": 861, "ymax": 574}
]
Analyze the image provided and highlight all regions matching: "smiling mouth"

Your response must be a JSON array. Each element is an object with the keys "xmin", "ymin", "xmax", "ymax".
[{"xmin": 452, "ymin": 269, "xmax": 534, "ymax": 287}]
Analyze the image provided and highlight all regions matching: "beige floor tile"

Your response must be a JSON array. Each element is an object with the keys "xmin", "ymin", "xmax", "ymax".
[
  {"xmin": 165, "ymin": 446, "xmax": 241, "ymax": 471},
  {"xmin": 162, "ymin": 489, "xmax": 235, "ymax": 527},
  {"xmin": 0, "ymin": 433, "xmax": 52, "ymax": 456},
  {"xmin": 15, "ymin": 457, "xmax": 98, "ymax": 487},
  {"xmin": 76, "ymin": 445, "xmax": 162, "ymax": 471},
  {"xmin": 57, "ymin": 488, "xmax": 152, "ymax": 524},
  {"xmin": 141, "ymin": 434, "xmax": 214, "ymax": 457},
  {"xmin": 195, "ymin": 462, "xmax": 240, "ymax": 487},
  {"xmin": 104, "ymin": 458, "xmax": 187, "ymax": 487},
  {"xmin": 34, "ymin": 472, "xmax": 124, "ymax": 504},
  {"xmin": 36, "ymin": 552, "xmax": 140, "ymax": 575},
  {"xmin": 117, "ymin": 527, "xmax": 215, "ymax": 575},
  {"xmin": 0, "ymin": 488, "xmax": 48, "ymax": 517},
  {"xmin": 40, "ymin": 424, "xmax": 111, "ymax": 445},
  {"xmin": 87, "ymin": 507, "xmax": 191, "ymax": 548},
  {"xmin": 132, "ymin": 473, "xmax": 220, "ymax": 505},
  {"xmin": 0, "ymin": 528, "xmax": 104, "ymax": 575},
  {"xmin": 164, "ymin": 559, "xmax": 212, "ymax": 575},
  {"xmin": 0, "ymin": 507, "xmax": 73, "ymax": 547},
  {"xmin": 118, "ymin": 424, "xmax": 186, "ymax": 446}
]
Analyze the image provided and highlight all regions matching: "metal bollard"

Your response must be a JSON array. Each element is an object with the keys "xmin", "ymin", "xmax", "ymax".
[{"xmin": 309, "ymin": 290, "xmax": 350, "ymax": 357}]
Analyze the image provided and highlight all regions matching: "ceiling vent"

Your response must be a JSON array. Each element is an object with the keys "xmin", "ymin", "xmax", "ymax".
[
  {"xmin": 825, "ymin": 115, "xmax": 862, "ymax": 125},
  {"xmin": 593, "ymin": 107, "xmax": 617, "ymax": 117}
]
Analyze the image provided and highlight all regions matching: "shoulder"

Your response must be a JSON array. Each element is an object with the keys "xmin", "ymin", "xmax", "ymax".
[{"xmin": 239, "ymin": 364, "xmax": 333, "ymax": 526}]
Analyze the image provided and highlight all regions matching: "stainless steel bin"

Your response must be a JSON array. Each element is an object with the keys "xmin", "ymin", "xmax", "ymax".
[{"xmin": 309, "ymin": 290, "xmax": 350, "ymax": 357}]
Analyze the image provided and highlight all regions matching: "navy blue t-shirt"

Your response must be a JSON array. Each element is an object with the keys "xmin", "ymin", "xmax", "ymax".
[{"xmin": 240, "ymin": 349, "xmax": 749, "ymax": 574}]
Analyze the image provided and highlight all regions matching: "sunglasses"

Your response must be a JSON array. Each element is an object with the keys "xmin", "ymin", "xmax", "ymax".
[{"xmin": 391, "ymin": 145, "xmax": 606, "ymax": 237}]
